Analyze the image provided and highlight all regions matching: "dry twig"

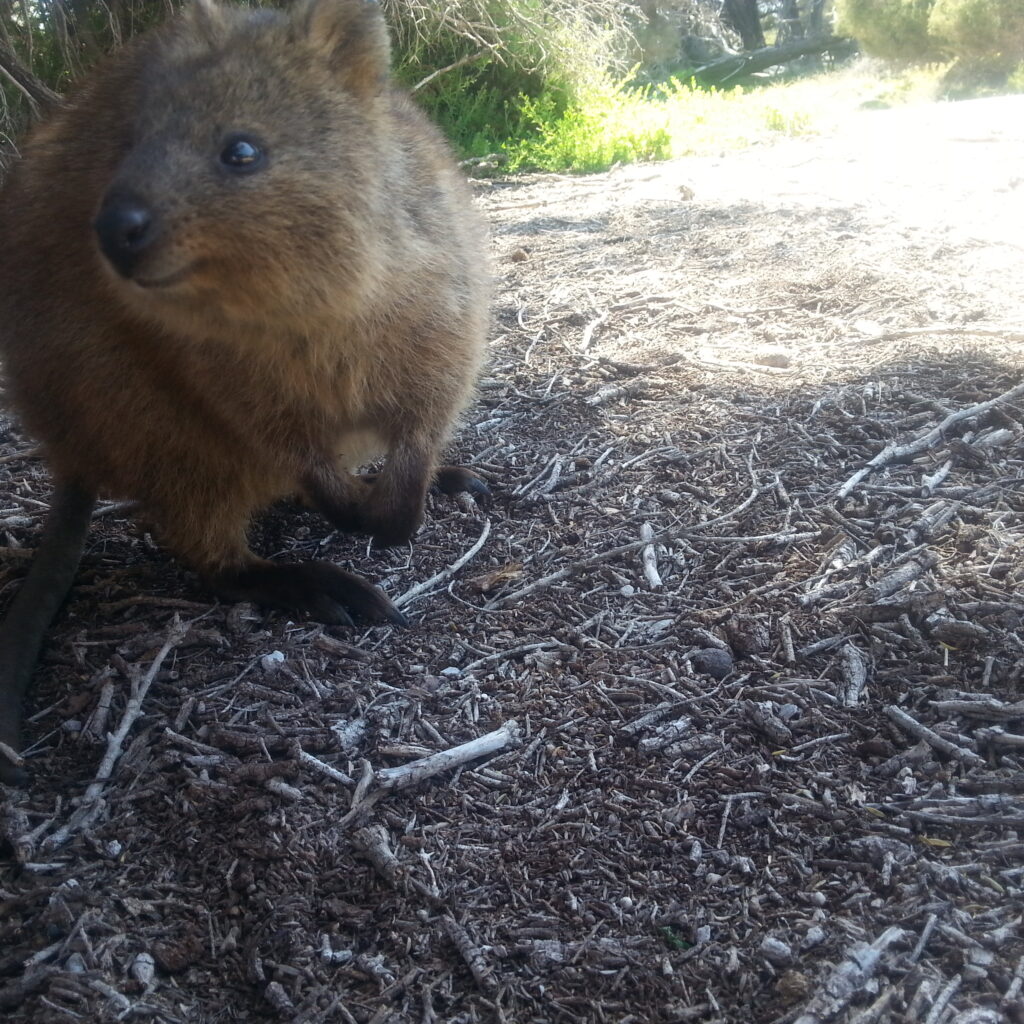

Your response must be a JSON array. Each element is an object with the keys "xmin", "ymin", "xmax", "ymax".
[
  {"xmin": 837, "ymin": 381, "xmax": 1024, "ymax": 499},
  {"xmin": 373, "ymin": 721, "xmax": 521, "ymax": 793},
  {"xmin": 394, "ymin": 518, "xmax": 491, "ymax": 609},
  {"xmin": 43, "ymin": 617, "xmax": 190, "ymax": 850}
]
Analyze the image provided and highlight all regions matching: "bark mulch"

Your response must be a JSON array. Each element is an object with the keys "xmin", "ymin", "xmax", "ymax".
[{"xmin": 2, "ymin": 102, "xmax": 1024, "ymax": 1022}]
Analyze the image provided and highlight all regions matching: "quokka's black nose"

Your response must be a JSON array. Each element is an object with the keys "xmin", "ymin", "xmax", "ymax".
[{"xmin": 94, "ymin": 193, "xmax": 155, "ymax": 278}]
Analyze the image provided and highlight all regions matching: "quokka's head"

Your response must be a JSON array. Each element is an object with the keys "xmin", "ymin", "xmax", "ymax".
[{"xmin": 92, "ymin": 0, "xmax": 394, "ymax": 335}]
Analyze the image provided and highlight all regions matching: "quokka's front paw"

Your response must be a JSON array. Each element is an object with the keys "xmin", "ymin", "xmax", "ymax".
[{"xmin": 432, "ymin": 465, "xmax": 491, "ymax": 499}]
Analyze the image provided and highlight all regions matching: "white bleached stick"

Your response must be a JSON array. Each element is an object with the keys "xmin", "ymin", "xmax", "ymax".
[
  {"xmin": 374, "ymin": 720, "xmax": 521, "ymax": 793},
  {"xmin": 393, "ymin": 518, "xmax": 490, "ymax": 609}
]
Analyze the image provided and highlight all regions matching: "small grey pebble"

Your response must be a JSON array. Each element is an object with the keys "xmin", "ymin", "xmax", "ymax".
[
  {"xmin": 760, "ymin": 936, "xmax": 793, "ymax": 965},
  {"xmin": 65, "ymin": 952, "xmax": 88, "ymax": 973},
  {"xmin": 260, "ymin": 650, "xmax": 285, "ymax": 673}
]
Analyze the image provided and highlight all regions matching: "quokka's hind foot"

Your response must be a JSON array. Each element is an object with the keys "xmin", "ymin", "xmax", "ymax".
[{"xmin": 213, "ymin": 561, "xmax": 406, "ymax": 628}]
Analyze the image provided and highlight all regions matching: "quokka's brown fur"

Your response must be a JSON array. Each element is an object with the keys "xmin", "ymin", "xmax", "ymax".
[{"xmin": 0, "ymin": 0, "xmax": 490, "ymax": 779}]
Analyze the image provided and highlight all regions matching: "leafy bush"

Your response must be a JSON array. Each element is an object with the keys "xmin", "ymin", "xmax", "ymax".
[
  {"xmin": 837, "ymin": 0, "xmax": 1024, "ymax": 74},
  {"xmin": 504, "ymin": 76, "xmax": 673, "ymax": 173},
  {"xmin": 835, "ymin": 0, "xmax": 943, "ymax": 61},
  {"xmin": 381, "ymin": 0, "xmax": 628, "ymax": 155},
  {"xmin": 929, "ymin": 0, "xmax": 1024, "ymax": 66}
]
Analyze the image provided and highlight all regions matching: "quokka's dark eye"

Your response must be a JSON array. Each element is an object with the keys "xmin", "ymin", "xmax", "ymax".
[{"xmin": 220, "ymin": 135, "xmax": 265, "ymax": 173}]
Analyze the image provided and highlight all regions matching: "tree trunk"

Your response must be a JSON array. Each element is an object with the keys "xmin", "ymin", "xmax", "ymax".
[
  {"xmin": 808, "ymin": 0, "xmax": 828, "ymax": 34},
  {"xmin": 779, "ymin": 0, "xmax": 805, "ymax": 42},
  {"xmin": 635, "ymin": 0, "xmax": 678, "ymax": 66},
  {"xmin": 722, "ymin": 0, "xmax": 766, "ymax": 51},
  {"xmin": 694, "ymin": 34, "xmax": 855, "ymax": 85}
]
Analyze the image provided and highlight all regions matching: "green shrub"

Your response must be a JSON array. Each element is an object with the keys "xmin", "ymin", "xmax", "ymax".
[
  {"xmin": 382, "ymin": 0, "xmax": 628, "ymax": 155},
  {"xmin": 498, "ymin": 73, "xmax": 819, "ymax": 175},
  {"xmin": 929, "ymin": 0, "xmax": 1024, "ymax": 66},
  {"xmin": 835, "ymin": 0, "xmax": 944, "ymax": 61},
  {"xmin": 503, "ymin": 75, "xmax": 673, "ymax": 173}
]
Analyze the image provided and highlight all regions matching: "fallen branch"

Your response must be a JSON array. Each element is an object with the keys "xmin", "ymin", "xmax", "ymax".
[
  {"xmin": 461, "ymin": 640, "xmax": 569, "ymax": 674},
  {"xmin": 900, "ymin": 808, "xmax": 1024, "ymax": 828},
  {"xmin": 639, "ymin": 523, "xmax": 663, "ymax": 589},
  {"xmin": 932, "ymin": 698, "xmax": 1024, "ymax": 721},
  {"xmin": 794, "ymin": 925, "xmax": 907, "ymax": 1024},
  {"xmin": 442, "ymin": 916, "xmax": 498, "ymax": 995},
  {"xmin": 1002, "ymin": 954, "xmax": 1024, "ymax": 1012},
  {"xmin": 485, "ymin": 535, "xmax": 662, "ymax": 610},
  {"xmin": 909, "ymin": 913, "xmax": 939, "ymax": 964},
  {"xmin": 884, "ymin": 705, "xmax": 984, "ymax": 768},
  {"xmin": 837, "ymin": 381, "xmax": 1024, "ymax": 499},
  {"xmin": 394, "ymin": 518, "xmax": 490, "ymax": 609},
  {"xmin": 906, "ymin": 500, "xmax": 959, "ymax": 545},
  {"xmin": 865, "ymin": 551, "xmax": 938, "ymax": 602},
  {"xmin": 374, "ymin": 720, "xmax": 521, "ymax": 793},
  {"xmin": 580, "ymin": 310, "xmax": 609, "ymax": 352},
  {"xmin": 585, "ymin": 381, "xmax": 645, "ymax": 407},
  {"xmin": 694, "ymin": 35, "xmax": 855, "ymax": 85},
  {"xmin": 925, "ymin": 975, "xmax": 962, "ymax": 1024},
  {"xmin": 859, "ymin": 325, "xmax": 1024, "ymax": 345},
  {"xmin": 976, "ymin": 728, "xmax": 1024, "ymax": 750},
  {"xmin": 841, "ymin": 643, "xmax": 869, "ymax": 706},
  {"xmin": 352, "ymin": 824, "xmax": 401, "ymax": 884},
  {"xmin": 43, "ymin": 617, "xmax": 190, "ymax": 850},
  {"xmin": 0, "ymin": 967, "xmax": 60, "ymax": 1011},
  {"xmin": 487, "ymin": 479, "xmax": 763, "ymax": 610},
  {"xmin": 296, "ymin": 748, "xmax": 355, "ymax": 786}
]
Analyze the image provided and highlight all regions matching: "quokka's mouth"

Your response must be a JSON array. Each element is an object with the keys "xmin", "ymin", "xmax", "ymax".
[{"xmin": 132, "ymin": 265, "xmax": 194, "ymax": 289}]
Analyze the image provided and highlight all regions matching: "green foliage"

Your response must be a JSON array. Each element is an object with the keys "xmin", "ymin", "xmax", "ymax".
[
  {"xmin": 835, "ymin": 0, "xmax": 943, "ymax": 61},
  {"xmin": 836, "ymin": 0, "xmax": 1024, "ymax": 77},
  {"xmin": 498, "ymin": 74, "xmax": 819, "ymax": 174},
  {"xmin": 385, "ymin": 0, "xmax": 626, "ymax": 161},
  {"xmin": 405, "ymin": 63, "xmax": 548, "ymax": 160},
  {"xmin": 503, "ymin": 76, "xmax": 673, "ymax": 173},
  {"xmin": 929, "ymin": 0, "xmax": 1024, "ymax": 66},
  {"xmin": 660, "ymin": 927, "xmax": 692, "ymax": 951},
  {"xmin": 761, "ymin": 106, "xmax": 814, "ymax": 134}
]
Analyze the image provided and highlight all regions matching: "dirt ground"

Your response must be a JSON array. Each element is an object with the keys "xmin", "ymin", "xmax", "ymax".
[{"xmin": 2, "ymin": 93, "xmax": 1024, "ymax": 1024}]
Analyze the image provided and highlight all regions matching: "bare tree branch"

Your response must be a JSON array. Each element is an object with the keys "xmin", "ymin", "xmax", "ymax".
[{"xmin": 0, "ymin": 38, "xmax": 61, "ymax": 118}]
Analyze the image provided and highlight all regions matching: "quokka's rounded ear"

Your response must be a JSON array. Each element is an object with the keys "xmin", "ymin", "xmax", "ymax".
[{"xmin": 293, "ymin": 0, "xmax": 390, "ymax": 96}]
